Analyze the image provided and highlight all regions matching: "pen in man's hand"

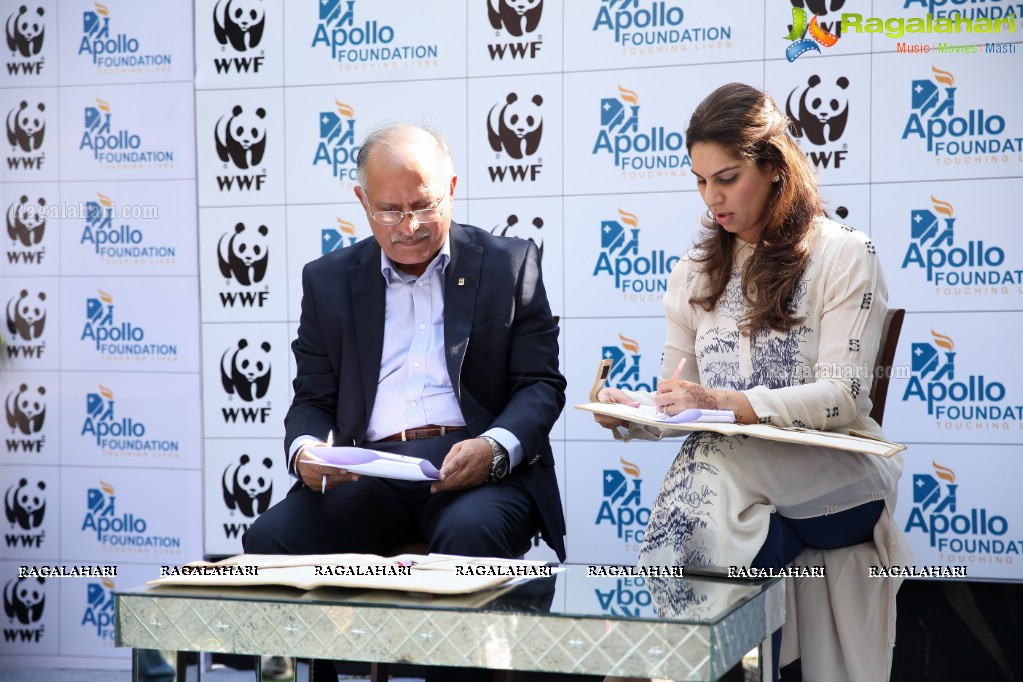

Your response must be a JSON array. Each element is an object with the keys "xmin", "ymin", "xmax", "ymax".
[{"xmin": 321, "ymin": 430, "xmax": 334, "ymax": 494}]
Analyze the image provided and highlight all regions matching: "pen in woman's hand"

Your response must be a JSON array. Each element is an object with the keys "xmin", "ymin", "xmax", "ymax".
[{"xmin": 671, "ymin": 357, "xmax": 687, "ymax": 382}]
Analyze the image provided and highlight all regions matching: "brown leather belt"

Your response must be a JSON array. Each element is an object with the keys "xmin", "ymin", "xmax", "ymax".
[{"xmin": 377, "ymin": 425, "xmax": 466, "ymax": 442}]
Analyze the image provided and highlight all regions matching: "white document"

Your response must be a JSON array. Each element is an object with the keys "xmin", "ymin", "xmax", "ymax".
[{"xmin": 314, "ymin": 447, "xmax": 440, "ymax": 481}]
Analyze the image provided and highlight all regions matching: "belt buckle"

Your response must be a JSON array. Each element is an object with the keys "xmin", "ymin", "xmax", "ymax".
[{"xmin": 401, "ymin": 429, "xmax": 408, "ymax": 442}]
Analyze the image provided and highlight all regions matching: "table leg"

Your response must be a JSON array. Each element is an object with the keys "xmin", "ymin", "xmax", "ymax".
[
  {"xmin": 370, "ymin": 662, "xmax": 389, "ymax": 681},
  {"xmin": 175, "ymin": 650, "xmax": 200, "ymax": 681},
  {"xmin": 757, "ymin": 636, "xmax": 774, "ymax": 682}
]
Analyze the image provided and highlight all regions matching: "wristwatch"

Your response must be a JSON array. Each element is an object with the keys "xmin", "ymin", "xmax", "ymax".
[{"xmin": 480, "ymin": 436, "xmax": 509, "ymax": 482}]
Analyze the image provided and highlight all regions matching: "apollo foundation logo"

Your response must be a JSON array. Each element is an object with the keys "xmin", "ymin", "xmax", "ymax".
[
  {"xmin": 80, "ymin": 290, "xmax": 178, "ymax": 361},
  {"xmin": 902, "ymin": 330, "xmax": 1023, "ymax": 429},
  {"xmin": 591, "ymin": 0, "xmax": 731, "ymax": 54},
  {"xmin": 595, "ymin": 456, "xmax": 650, "ymax": 553},
  {"xmin": 312, "ymin": 0, "xmax": 438, "ymax": 68},
  {"xmin": 5, "ymin": 4, "xmax": 45, "ymax": 75},
  {"xmin": 78, "ymin": 1, "xmax": 171, "ymax": 71},
  {"xmin": 486, "ymin": 0, "xmax": 543, "ymax": 60},
  {"xmin": 901, "ymin": 195, "xmax": 1017, "ymax": 295},
  {"xmin": 313, "ymin": 100, "xmax": 359, "ymax": 185},
  {"xmin": 80, "ymin": 98, "xmax": 174, "ymax": 168},
  {"xmin": 592, "ymin": 86, "xmax": 687, "ymax": 180},
  {"xmin": 906, "ymin": 460, "xmax": 1017, "ymax": 565},
  {"xmin": 3, "ymin": 574, "xmax": 45, "ymax": 643},
  {"xmin": 80, "ymin": 578, "xmax": 115, "ymax": 642},
  {"xmin": 603, "ymin": 333, "xmax": 661, "ymax": 393},
  {"xmin": 81, "ymin": 385, "xmax": 180, "ymax": 459},
  {"xmin": 782, "ymin": 0, "xmax": 841, "ymax": 62},
  {"xmin": 592, "ymin": 209, "xmax": 678, "ymax": 302},
  {"xmin": 902, "ymin": 66, "xmax": 1019, "ymax": 165},
  {"xmin": 322, "ymin": 217, "xmax": 360, "ymax": 254},
  {"xmin": 80, "ymin": 192, "xmax": 168, "ymax": 264},
  {"xmin": 212, "ymin": 0, "xmax": 266, "ymax": 74},
  {"xmin": 81, "ymin": 480, "xmax": 181, "ymax": 553}
]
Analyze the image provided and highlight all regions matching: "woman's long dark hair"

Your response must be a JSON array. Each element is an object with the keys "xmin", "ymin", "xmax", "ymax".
[{"xmin": 686, "ymin": 83, "xmax": 824, "ymax": 334}]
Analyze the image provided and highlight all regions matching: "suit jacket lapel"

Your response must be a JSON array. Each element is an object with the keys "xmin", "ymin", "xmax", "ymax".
[
  {"xmin": 444, "ymin": 224, "xmax": 482, "ymax": 400},
  {"xmin": 350, "ymin": 242, "xmax": 385, "ymax": 424}
]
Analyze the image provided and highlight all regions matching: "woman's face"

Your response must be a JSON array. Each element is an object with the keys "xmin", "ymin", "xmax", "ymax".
[{"xmin": 690, "ymin": 141, "xmax": 776, "ymax": 244}]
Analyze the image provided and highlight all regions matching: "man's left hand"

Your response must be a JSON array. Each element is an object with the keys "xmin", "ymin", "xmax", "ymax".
[{"xmin": 431, "ymin": 438, "xmax": 494, "ymax": 492}]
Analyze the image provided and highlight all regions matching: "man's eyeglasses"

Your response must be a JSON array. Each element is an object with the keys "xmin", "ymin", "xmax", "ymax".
[{"xmin": 362, "ymin": 191, "xmax": 448, "ymax": 227}]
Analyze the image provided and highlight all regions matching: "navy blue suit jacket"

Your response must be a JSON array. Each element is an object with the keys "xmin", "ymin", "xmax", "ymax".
[{"xmin": 285, "ymin": 222, "xmax": 567, "ymax": 560}]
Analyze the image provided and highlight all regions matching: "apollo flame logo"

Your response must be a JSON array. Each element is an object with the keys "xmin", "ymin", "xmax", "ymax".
[
  {"xmin": 322, "ymin": 217, "xmax": 359, "ymax": 254},
  {"xmin": 79, "ymin": 1, "xmax": 171, "ymax": 70},
  {"xmin": 80, "ymin": 290, "xmax": 178, "ymax": 359},
  {"xmin": 80, "ymin": 98, "xmax": 173, "ymax": 166},
  {"xmin": 900, "ymin": 195, "xmax": 1015, "ymax": 292},
  {"xmin": 591, "ymin": 0, "xmax": 731, "ymax": 50},
  {"xmin": 592, "ymin": 86, "xmax": 687, "ymax": 176},
  {"xmin": 313, "ymin": 100, "xmax": 358, "ymax": 183},
  {"xmin": 902, "ymin": 66, "xmax": 1016, "ymax": 159},
  {"xmin": 312, "ymin": 0, "xmax": 437, "ymax": 66},
  {"xmin": 905, "ymin": 460, "xmax": 1017, "ymax": 560},
  {"xmin": 80, "ymin": 480, "xmax": 180, "ymax": 551},
  {"xmin": 592, "ymin": 209, "xmax": 678, "ymax": 301},
  {"xmin": 81, "ymin": 577, "xmax": 116, "ymax": 641},
  {"xmin": 902, "ymin": 330, "xmax": 1022, "ymax": 424},
  {"xmin": 595, "ymin": 456, "xmax": 649, "ymax": 546},
  {"xmin": 79, "ymin": 384, "xmax": 178, "ymax": 457}
]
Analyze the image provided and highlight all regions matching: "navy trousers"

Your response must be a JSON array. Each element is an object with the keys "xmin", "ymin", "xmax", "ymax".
[{"xmin": 752, "ymin": 500, "xmax": 885, "ymax": 682}]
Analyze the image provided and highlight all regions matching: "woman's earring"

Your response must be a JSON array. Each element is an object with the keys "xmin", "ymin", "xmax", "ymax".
[{"xmin": 772, "ymin": 174, "xmax": 781, "ymax": 183}]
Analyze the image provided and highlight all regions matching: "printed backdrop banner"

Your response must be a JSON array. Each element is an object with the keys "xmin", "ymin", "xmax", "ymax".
[{"xmin": 1, "ymin": 0, "xmax": 1020, "ymax": 672}]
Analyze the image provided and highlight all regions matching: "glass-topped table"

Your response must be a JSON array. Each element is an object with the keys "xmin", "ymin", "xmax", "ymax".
[{"xmin": 115, "ymin": 565, "xmax": 784, "ymax": 681}]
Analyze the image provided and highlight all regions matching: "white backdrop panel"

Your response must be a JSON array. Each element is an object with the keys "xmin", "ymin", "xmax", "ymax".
[
  {"xmin": 870, "ymin": 52, "xmax": 1023, "ymax": 183},
  {"xmin": 1, "ymin": 464, "xmax": 58, "ymax": 561},
  {"xmin": 895, "ymin": 444, "xmax": 1023, "ymax": 581},
  {"xmin": 59, "ymin": 179, "xmax": 198, "ymax": 277},
  {"xmin": 55, "ymin": 0, "xmax": 193, "ymax": 85},
  {"xmin": 58, "ymin": 277, "xmax": 200, "ymax": 372},
  {"xmin": 872, "ymin": 177, "xmax": 1023, "ymax": 312},
  {"xmin": 281, "ymin": 1, "xmax": 468, "ymax": 86},
  {"xmin": 883, "ymin": 311, "xmax": 1023, "ymax": 445},
  {"xmin": 57, "ymin": 372, "xmax": 201, "ymax": 470},
  {"xmin": 57, "ymin": 82, "xmax": 196, "ymax": 182},
  {"xmin": 1, "ymin": 371, "xmax": 58, "ymax": 466},
  {"xmin": 194, "ymin": 0, "xmax": 285, "ymax": 89},
  {"xmin": 199, "ymin": 205, "xmax": 289, "ymax": 323}
]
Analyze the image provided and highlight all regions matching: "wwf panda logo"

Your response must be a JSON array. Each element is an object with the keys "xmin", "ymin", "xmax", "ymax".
[
  {"xmin": 5, "ymin": 384, "xmax": 46, "ymax": 435},
  {"xmin": 786, "ymin": 75, "xmax": 850, "ymax": 146},
  {"xmin": 790, "ymin": 0, "xmax": 846, "ymax": 15},
  {"xmin": 215, "ymin": 105, "xmax": 266, "ymax": 170},
  {"xmin": 6, "ymin": 101, "xmax": 46, "ymax": 153},
  {"xmin": 4, "ymin": 478, "xmax": 45, "ymax": 530},
  {"xmin": 491, "ymin": 214, "xmax": 544, "ymax": 258},
  {"xmin": 3, "ymin": 576, "xmax": 44, "ymax": 625},
  {"xmin": 218, "ymin": 222, "xmax": 268, "ymax": 285},
  {"xmin": 5, "ymin": 5, "xmax": 44, "ymax": 58},
  {"xmin": 213, "ymin": 0, "xmax": 265, "ymax": 51},
  {"xmin": 487, "ymin": 93, "xmax": 543, "ymax": 160},
  {"xmin": 487, "ymin": 0, "xmax": 542, "ymax": 37},
  {"xmin": 222, "ymin": 454, "xmax": 273, "ymax": 517},
  {"xmin": 5, "ymin": 289, "xmax": 46, "ymax": 341},
  {"xmin": 6, "ymin": 196, "xmax": 46, "ymax": 247},
  {"xmin": 220, "ymin": 338, "xmax": 272, "ymax": 402}
]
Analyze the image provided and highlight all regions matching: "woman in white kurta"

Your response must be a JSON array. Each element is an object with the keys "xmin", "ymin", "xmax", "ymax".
[{"xmin": 596, "ymin": 83, "xmax": 910, "ymax": 682}]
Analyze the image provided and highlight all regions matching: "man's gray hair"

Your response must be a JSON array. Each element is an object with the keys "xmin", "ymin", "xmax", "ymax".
[{"xmin": 355, "ymin": 123, "xmax": 455, "ymax": 189}]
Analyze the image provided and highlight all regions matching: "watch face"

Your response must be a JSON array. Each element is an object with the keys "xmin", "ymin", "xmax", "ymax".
[{"xmin": 493, "ymin": 456, "xmax": 509, "ymax": 480}]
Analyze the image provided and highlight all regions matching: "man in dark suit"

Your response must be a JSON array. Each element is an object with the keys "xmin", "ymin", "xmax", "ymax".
[{"xmin": 243, "ymin": 123, "xmax": 566, "ymax": 563}]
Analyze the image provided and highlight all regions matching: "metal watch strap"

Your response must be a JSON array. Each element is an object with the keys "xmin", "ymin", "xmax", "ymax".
[{"xmin": 480, "ymin": 435, "xmax": 508, "ymax": 482}]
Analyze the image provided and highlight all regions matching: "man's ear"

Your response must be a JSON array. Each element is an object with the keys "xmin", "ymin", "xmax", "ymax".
[
  {"xmin": 448, "ymin": 175, "xmax": 458, "ymax": 197},
  {"xmin": 353, "ymin": 185, "xmax": 365, "ymax": 205}
]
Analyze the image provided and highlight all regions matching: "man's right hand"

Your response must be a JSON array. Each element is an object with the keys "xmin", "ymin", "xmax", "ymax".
[
  {"xmin": 593, "ymin": 386, "xmax": 640, "ymax": 431},
  {"xmin": 296, "ymin": 445, "xmax": 359, "ymax": 493}
]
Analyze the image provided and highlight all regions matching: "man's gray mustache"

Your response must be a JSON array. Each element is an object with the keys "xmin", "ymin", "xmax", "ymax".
[{"xmin": 392, "ymin": 228, "xmax": 431, "ymax": 243}]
